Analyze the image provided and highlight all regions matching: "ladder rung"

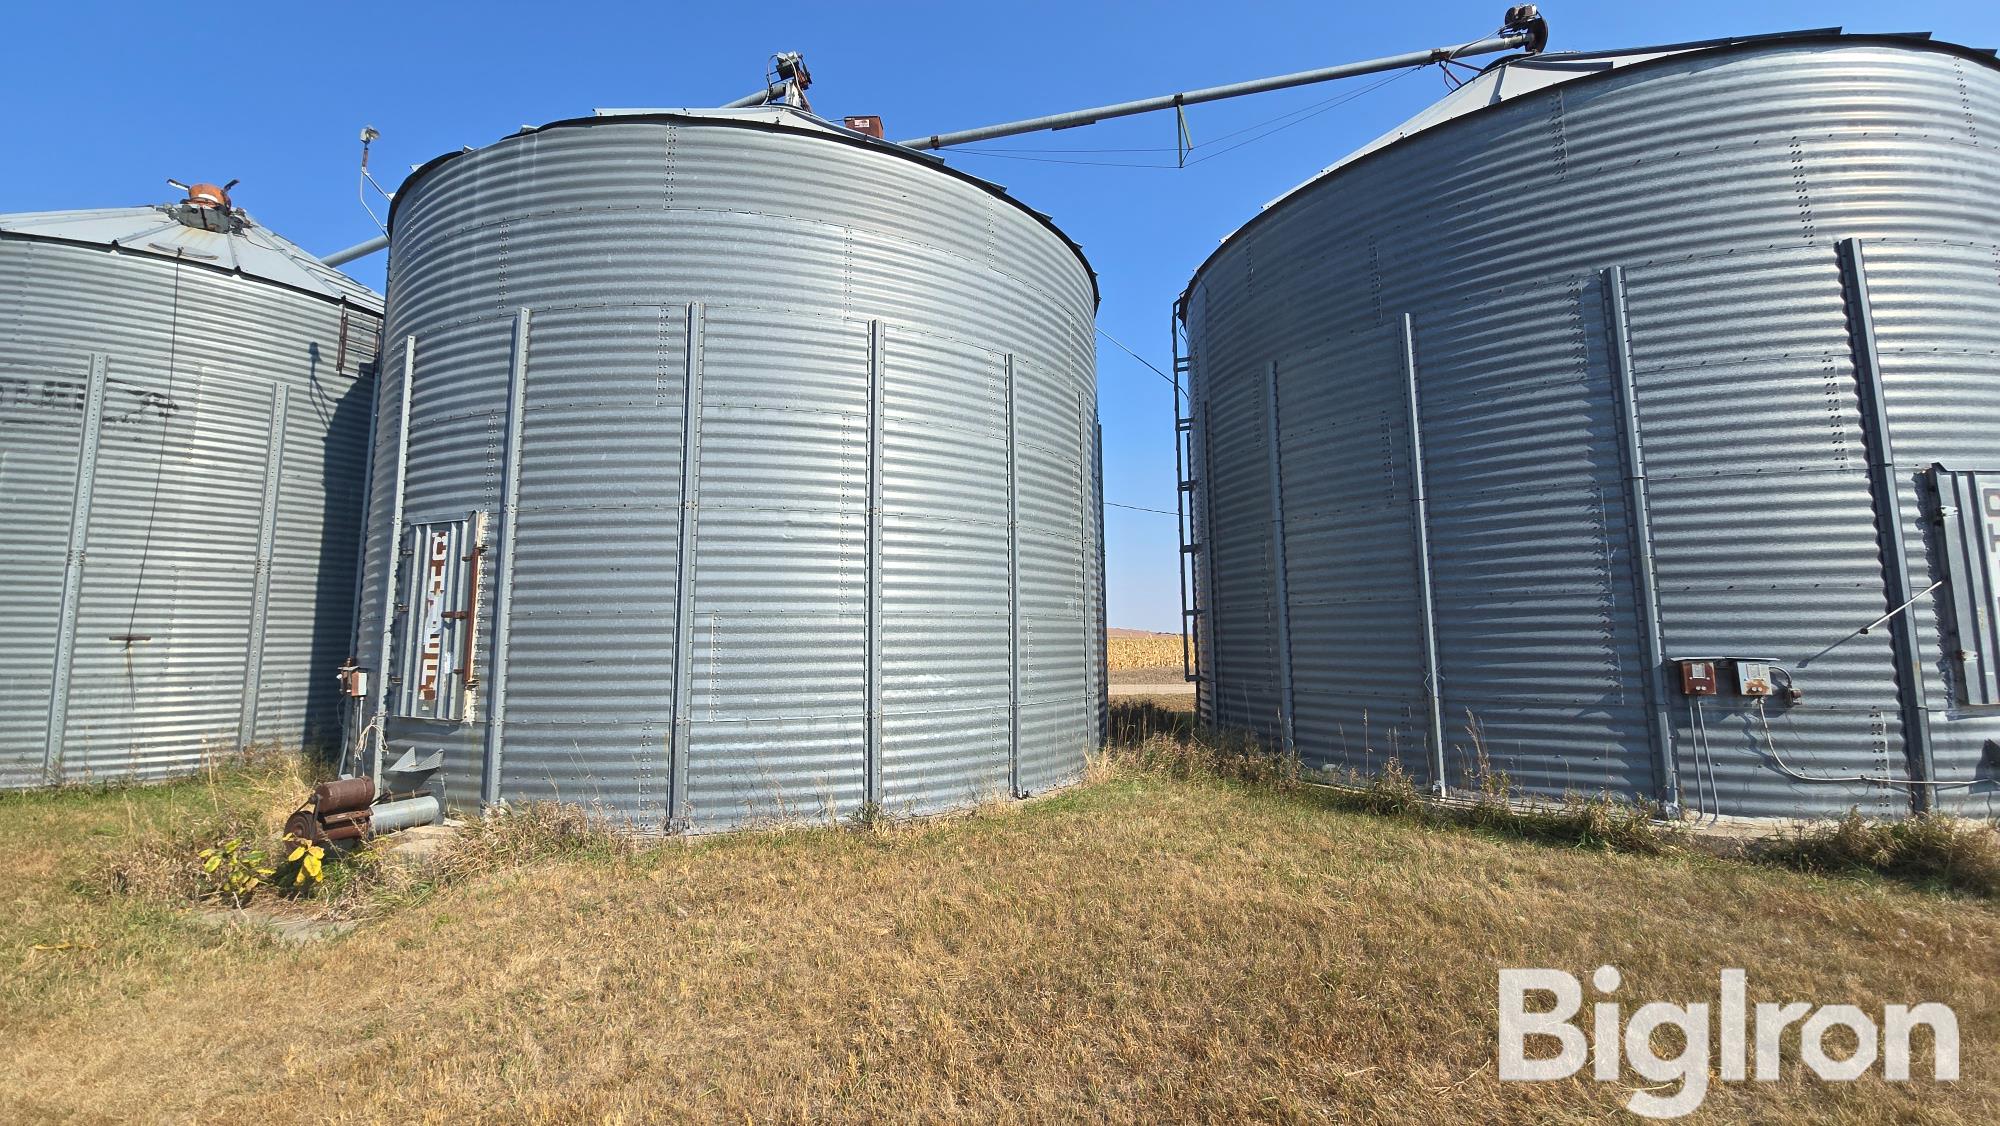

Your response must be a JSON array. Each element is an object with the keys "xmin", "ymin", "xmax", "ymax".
[{"xmin": 1181, "ymin": 543, "xmax": 1202, "ymax": 554}]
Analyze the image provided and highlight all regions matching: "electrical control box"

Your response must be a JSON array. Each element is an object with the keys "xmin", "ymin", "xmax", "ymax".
[
  {"xmin": 337, "ymin": 664, "xmax": 368, "ymax": 699},
  {"xmin": 1736, "ymin": 661, "xmax": 1774, "ymax": 697},
  {"xmin": 1678, "ymin": 659, "xmax": 1718, "ymax": 696}
]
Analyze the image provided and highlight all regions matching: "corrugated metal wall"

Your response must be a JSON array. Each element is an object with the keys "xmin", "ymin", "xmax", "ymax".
[
  {"xmin": 1182, "ymin": 37, "xmax": 2000, "ymax": 819},
  {"xmin": 358, "ymin": 114, "xmax": 1101, "ymax": 832},
  {"xmin": 0, "ymin": 237, "xmax": 381, "ymax": 787}
]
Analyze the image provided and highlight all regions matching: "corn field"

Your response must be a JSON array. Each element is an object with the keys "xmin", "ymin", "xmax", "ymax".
[{"xmin": 1106, "ymin": 632, "xmax": 1182, "ymax": 672}]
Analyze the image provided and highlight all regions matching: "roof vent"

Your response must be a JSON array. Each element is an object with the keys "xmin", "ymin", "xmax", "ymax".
[{"xmin": 164, "ymin": 177, "xmax": 244, "ymax": 233}]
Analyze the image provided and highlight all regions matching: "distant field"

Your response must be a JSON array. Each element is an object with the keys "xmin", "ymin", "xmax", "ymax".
[
  {"xmin": 1106, "ymin": 630, "xmax": 1181, "ymax": 675},
  {"xmin": 2, "ymin": 722, "xmax": 1994, "ymax": 1123}
]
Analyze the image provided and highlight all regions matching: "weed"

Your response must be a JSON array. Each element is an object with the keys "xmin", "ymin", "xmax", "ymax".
[
  {"xmin": 1766, "ymin": 809, "xmax": 2000, "ymax": 897},
  {"xmin": 195, "ymin": 837, "xmax": 275, "ymax": 906},
  {"xmin": 1106, "ymin": 701, "xmax": 1679, "ymax": 855},
  {"xmin": 273, "ymin": 834, "xmax": 327, "ymax": 893},
  {"xmin": 1328, "ymin": 768, "xmax": 1680, "ymax": 855},
  {"xmin": 1107, "ymin": 698, "xmax": 1197, "ymax": 745},
  {"xmin": 1110, "ymin": 725, "xmax": 1302, "ymax": 791},
  {"xmin": 1348, "ymin": 759, "xmax": 1426, "ymax": 818},
  {"xmin": 847, "ymin": 800, "xmax": 886, "ymax": 833},
  {"xmin": 420, "ymin": 802, "xmax": 633, "ymax": 887},
  {"xmin": 1478, "ymin": 793, "xmax": 1680, "ymax": 855},
  {"xmin": 91, "ymin": 812, "xmax": 270, "ymax": 904},
  {"xmin": 0, "ymin": 746, "xmax": 307, "ymax": 812}
]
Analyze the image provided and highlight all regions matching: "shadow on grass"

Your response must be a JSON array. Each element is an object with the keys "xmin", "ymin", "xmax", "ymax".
[
  {"xmin": 1106, "ymin": 699, "xmax": 1201, "ymax": 748},
  {"xmin": 1104, "ymin": 700, "xmax": 1673, "ymax": 853}
]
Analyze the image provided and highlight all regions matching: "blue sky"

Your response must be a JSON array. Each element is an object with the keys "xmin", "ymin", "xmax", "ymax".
[{"xmin": 9, "ymin": 1, "xmax": 1995, "ymax": 630}]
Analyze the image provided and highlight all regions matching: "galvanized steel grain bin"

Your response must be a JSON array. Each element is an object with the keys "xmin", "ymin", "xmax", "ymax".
[
  {"xmin": 0, "ymin": 190, "xmax": 382, "ymax": 787},
  {"xmin": 356, "ymin": 106, "xmax": 1103, "ymax": 831},
  {"xmin": 1178, "ymin": 32, "xmax": 2000, "ymax": 820}
]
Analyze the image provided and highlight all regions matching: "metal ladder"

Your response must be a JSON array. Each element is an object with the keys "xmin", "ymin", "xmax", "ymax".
[{"xmin": 1172, "ymin": 307, "xmax": 1210, "ymax": 720}]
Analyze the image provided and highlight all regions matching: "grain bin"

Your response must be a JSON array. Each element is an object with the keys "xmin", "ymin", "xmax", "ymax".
[
  {"xmin": 354, "ymin": 105, "xmax": 1102, "ymax": 832},
  {"xmin": 1177, "ymin": 31, "xmax": 2000, "ymax": 820},
  {"xmin": 0, "ymin": 185, "xmax": 382, "ymax": 788}
]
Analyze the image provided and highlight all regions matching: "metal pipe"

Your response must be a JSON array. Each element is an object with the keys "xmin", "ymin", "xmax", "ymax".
[
  {"xmin": 322, "ymin": 234, "xmax": 389, "ymax": 268},
  {"xmin": 1400, "ymin": 316, "xmax": 1447, "ymax": 795},
  {"xmin": 334, "ymin": 298, "xmax": 351, "ymax": 381},
  {"xmin": 452, "ymin": 538, "xmax": 485, "ymax": 689},
  {"xmin": 314, "ymin": 777, "xmax": 376, "ymax": 815},
  {"xmin": 328, "ymin": 79, "xmax": 796, "ymax": 269},
  {"xmin": 1861, "ymin": 580, "xmax": 1944, "ymax": 636},
  {"xmin": 310, "ymin": 31, "xmax": 1522, "ymax": 262},
  {"xmin": 340, "ymin": 369, "xmax": 384, "ymax": 782},
  {"xmin": 1604, "ymin": 266, "xmax": 1679, "ymax": 816},
  {"xmin": 721, "ymin": 84, "xmax": 786, "ymax": 109},
  {"xmin": 897, "ymin": 32, "xmax": 1532, "ymax": 151},
  {"xmin": 368, "ymin": 794, "xmax": 441, "ymax": 835}
]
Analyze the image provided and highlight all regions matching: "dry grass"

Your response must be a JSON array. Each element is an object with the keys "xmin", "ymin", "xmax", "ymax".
[
  {"xmin": 1111, "ymin": 690, "xmax": 1197, "ymax": 714},
  {"xmin": 2, "ymin": 728, "xmax": 1997, "ymax": 1123},
  {"xmin": 1766, "ymin": 810, "xmax": 2000, "ymax": 898}
]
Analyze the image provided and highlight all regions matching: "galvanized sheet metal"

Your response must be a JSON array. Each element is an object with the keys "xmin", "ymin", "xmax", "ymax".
[
  {"xmin": 497, "ymin": 304, "xmax": 684, "ymax": 822},
  {"xmin": 236, "ymin": 382, "xmax": 289, "ymax": 746},
  {"xmin": 1183, "ymin": 36, "xmax": 2000, "ymax": 818},
  {"xmin": 1930, "ymin": 469, "xmax": 2000, "ymax": 706},
  {"xmin": 361, "ymin": 115, "xmax": 1099, "ymax": 831},
  {"xmin": 0, "ymin": 207, "xmax": 380, "ymax": 307},
  {"xmin": 0, "ymin": 226, "xmax": 381, "ymax": 788}
]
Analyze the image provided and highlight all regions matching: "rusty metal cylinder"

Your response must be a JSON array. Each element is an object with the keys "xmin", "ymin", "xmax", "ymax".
[
  {"xmin": 313, "ymin": 777, "xmax": 375, "ymax": 815},
  {"xmin": 282, "ymin": 809, "xmax": 316, "ymax": 842},
  {"xmin": 285, "ymin": 802, "xmax": 374, "ymax": 847}
]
